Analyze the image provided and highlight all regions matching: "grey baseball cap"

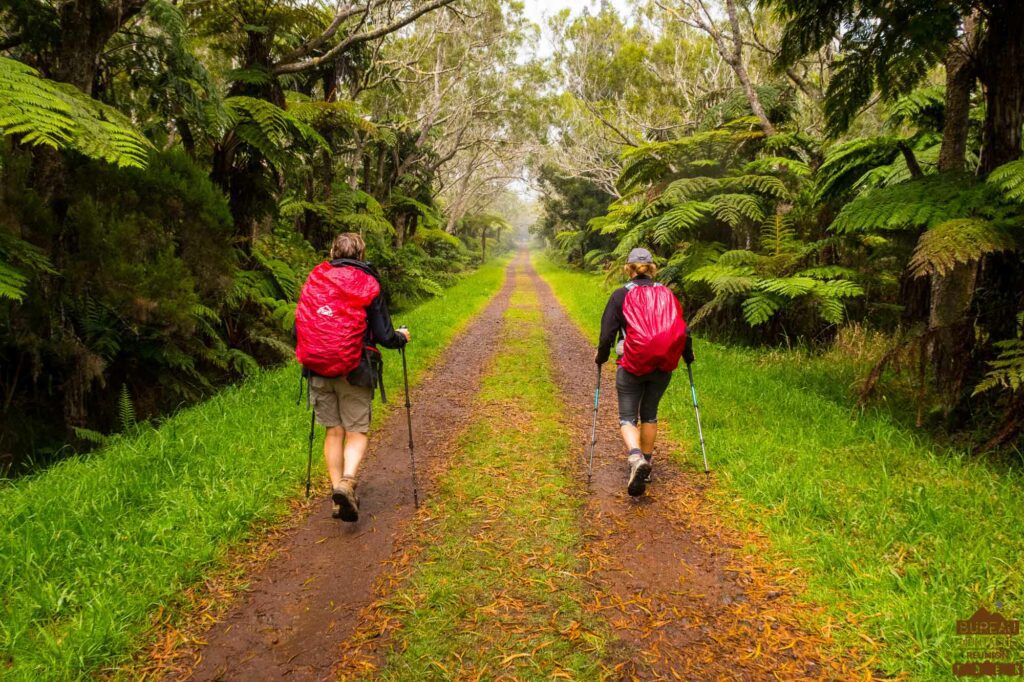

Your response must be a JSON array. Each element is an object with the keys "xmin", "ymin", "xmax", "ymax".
[{"xmin": 626, "ymin": 247, "xmax": 654, "ymax": 264}]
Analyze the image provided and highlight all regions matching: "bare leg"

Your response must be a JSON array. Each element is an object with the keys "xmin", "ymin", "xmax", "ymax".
[
  {"xmin": 342, "ymin": 432, "xmax": 369, "ymax": 479},
  {"xmin": 640, "ymin": 423, "xmax": 658, "ymax": 454},
  {"xmin": 324, "ymin": 426, "xmax": 346, "ymax": 489},
  {"xmin": 620, "ymin": 423, "xmax": 641, "ymax": 452}
]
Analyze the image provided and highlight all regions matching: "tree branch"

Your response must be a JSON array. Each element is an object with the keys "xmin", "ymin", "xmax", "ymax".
[{"xmin": 274, "ymin": 0, "xmax": 460, "ymax": 75}]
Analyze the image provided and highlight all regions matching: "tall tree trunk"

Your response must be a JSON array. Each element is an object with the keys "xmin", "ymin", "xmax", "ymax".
[
  {"xmin": 974, "ymin": 1, "xmax": 1024, "ymax": 345},
  {"xmin": 928, "ymin": 19, "xmax": 980, "ymax": 402},
  {"xmin": 977, "ymin": 2, "xmax": 1024, "ymax": 174}
]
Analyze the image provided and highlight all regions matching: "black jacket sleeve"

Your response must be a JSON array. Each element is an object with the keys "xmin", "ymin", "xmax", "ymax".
[
  {"xmin": 367, "ymin": 293, "xmax": 407, "ymax": 349},
  {"xmin": 596, "ymin": 288, "xmax": 627, "ymax": 364},
  {"xmin": 682, "ymin": 333, "xmax": 695, "ymax": 365}
]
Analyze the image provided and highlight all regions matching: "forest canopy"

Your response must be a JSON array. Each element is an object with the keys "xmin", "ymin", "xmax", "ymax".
[{"xmin": 2, "ymin": 0, "xmax": 1023, "ymax": 466}]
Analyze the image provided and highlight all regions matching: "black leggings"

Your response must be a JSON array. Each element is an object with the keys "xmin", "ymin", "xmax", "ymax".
[{"xmin": 616, "ymin": 367, "xmax": 672, "ymax": 427}]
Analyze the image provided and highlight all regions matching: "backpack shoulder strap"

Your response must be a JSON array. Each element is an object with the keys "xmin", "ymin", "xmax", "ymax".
[
  {"xmin": 330, "ymin": 258, "xmax": 381, "ymax": 283},
  {"xmin": 624, "ymin": 281, "xmax": 637, "ymax": 291}
]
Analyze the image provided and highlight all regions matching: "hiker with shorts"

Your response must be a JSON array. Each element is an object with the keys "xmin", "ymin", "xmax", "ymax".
[
  {"xmin": 595, "ymin": 248, "xmax": 693, "ymax": 497},
  {"xmin": 294, "ymin": 233, "xmax": 410, "ymax": 522}
]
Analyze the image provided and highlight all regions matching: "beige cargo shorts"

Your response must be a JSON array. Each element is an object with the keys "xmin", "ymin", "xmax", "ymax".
[{"xmin": 309, "ymin": 374, "xmax": 373, "ymax": 433}]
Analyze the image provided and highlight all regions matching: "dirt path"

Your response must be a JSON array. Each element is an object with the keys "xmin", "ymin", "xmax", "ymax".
[
  {"xmin": 163, "ymin": 262, "xmax": 516, "ymax": 681},
  {"xmin": 157, "ymin": 253, "xmax": 858, "ymax": 680},
  {"xmin": 530, "ymin": 264, "xmax": 856, "ymax": 679}
]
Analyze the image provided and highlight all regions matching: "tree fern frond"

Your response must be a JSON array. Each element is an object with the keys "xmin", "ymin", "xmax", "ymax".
[
  {"xmin": 815, "ymin": 295, "xmax": 846, "ymax": 325},
  {"xmin": 709, "ymin": 193, "xmax": 765, "ymax": 228},
  {"xmin": 742, "ymin": 292, "xmax": 782, "ymax": 326},
  {"xmin": 796, "ymin": 265, "xmax": 859, "ymax": 280},
  {"xmin": 757, "ymin": 276, "xmax": 818, "ymax": 298},
  {"xmin": 815, "ymin": 136, "xmax": 901, "ymax": 202},
  {"xmin": 830, "ymin": 174, "xmax": 993, "ymax": 234},
  {"xmin": 0, "ymin": 56, "xmax": 152, "ymax": 167},
  {"xmin": 743, "ymin": 156, "xmax": 811, "ymax": 177},
  {"xmin": 988, "ymin": 160, "xmax": 1024, "ymax": 203},
  {"xmin": 908, "ymin": 218, "xmax": 1018, "ymax": 278},
  {"xmin": 812, "ymin": 279, "xmax": 865, "ymax": 298},
  {"xmin": 760, "ymin": 213, "xmax": 797, "ymax": 255},
  {"xmin": 686, "ymin": 264, "xmax": 757, "ymax": 295},
  {"xmin": 974, "ymin": 340, "xmax": 1024, "ymax": 394},
  {"xmin": 652, "ymin": 201, "xmax": 712, "ymax": 245}
]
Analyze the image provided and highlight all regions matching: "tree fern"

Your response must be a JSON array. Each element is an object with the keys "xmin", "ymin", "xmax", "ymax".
[
  {"xmin": 908, "ymin": 219, "xmax": 1018, "ymax": 278},
  {"xmin": 0, "ymin": 56, "xmax": 152, "ymax": 167},
  {"xmin": 830, "ymin": 173, "xmax": 994, "ymax": 234},
  {"xmin": 815, "ymin": 137, "xmax": 901, "ymax": 203},
  {"xmin": 224, "ymin": 96, "xmax": 328, "ymax": 170}
]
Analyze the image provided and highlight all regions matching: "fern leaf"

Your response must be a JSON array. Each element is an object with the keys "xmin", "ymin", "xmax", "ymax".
[
  {"xmin": 988, "ymin": 160, "xmax": 1024, "ymax": 204},
  {"xmin": 118, "ymin": 384, "xmax": 137, "ymax": 431},
  {"xmin": 974, "ymin": 340, "xmax": 1024, "ymax": 395},
  {"xmin": 908, "ymin": 219, "xmax": 1017, "ymax": 278},
  {"xmin": 742, "ymin": 293, "xmax": 781, "ymax": 326}
]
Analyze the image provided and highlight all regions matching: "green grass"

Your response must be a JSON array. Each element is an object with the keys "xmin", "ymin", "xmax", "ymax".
[
  {"xmin": 362, "ymin": 278, "xmax": 608, "ymax": 680},
  {"xmin": 0, "ymin": 259, "xmax": 509, "ymax": 681},
  {"xmin": 533, "ymin": 253, "xmax": 1024, "ymax": 680}
]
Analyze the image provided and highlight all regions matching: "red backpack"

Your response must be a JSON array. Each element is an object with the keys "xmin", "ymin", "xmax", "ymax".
[
  {"xmin": 620, "ymin": 283, "xmax": 688, "ymax": 375},
  {"xmin": 295, "ymin": 261, "xmax": 381, "ymax": 377}
]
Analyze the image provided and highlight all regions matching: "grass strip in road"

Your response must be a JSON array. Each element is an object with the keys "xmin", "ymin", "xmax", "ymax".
[
  {"xmin": 0, "ymin": 259, "xmax": 509, "ymax": 681},
  {"xmin": 533, "ymin": 253, "xmax": 1024, "ymax": 680},
  {"xmin": 346, "ymin": 275, "xmax": 608, "ymax": 680}
]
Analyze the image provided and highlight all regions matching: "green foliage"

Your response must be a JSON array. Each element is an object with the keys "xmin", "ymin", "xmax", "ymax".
[
  {"xmin": 908, "ymin": 219, "xmax": 1018, "ymax": 278},
  {"xmin": 223, "ymin": 96, "xmax": 328, "ymax": 170},
  {"xmin": 0, "ymin": 56, "xmax": 152, "ymax": 167},
  {"xmin": 975, "ymin": 341, "xmax": 1024, "ymax": 395},
  {"xmin": 829, "ymin": 174, "xmax": 997, "ymax": 234}
]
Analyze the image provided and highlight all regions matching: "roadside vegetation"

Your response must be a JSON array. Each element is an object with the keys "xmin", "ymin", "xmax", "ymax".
[
  {"xmin": 532, "ymin": 2, "xmax": 1024, "ymax": 453},
  {"xmin": 535, "ymin": 254, "xmax": 1024, "ymax": 679},
  {"xmin": 0, "ymin": 260, "xmax": 507, "ymax": 681},
  {"xmin": 1, "ymin": 1, "xmax": 529, "ymax": 470}
]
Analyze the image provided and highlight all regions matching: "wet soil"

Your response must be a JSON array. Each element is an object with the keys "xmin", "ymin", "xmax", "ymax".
[
  {"xmin": 530, "ymin": 264, "xmax": 852, "ymax": 680},
  {"xmin": 161, "ymin": 264, "xmax": 516, "ymax": 681}
]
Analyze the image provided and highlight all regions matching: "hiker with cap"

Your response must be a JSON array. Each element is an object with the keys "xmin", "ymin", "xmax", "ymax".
[
  {"xmin": 294, "ymin": 233, "xmax": 410, "ymax": 522},
  {"xmin": 595, "ymin": 248, "xmax": 693, "ymax": 497}
]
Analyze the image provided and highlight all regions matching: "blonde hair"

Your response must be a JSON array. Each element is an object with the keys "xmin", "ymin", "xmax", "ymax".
[
  {"xmin": 330, "ymin": 232, "xmax": 366, "ymax": 260},
  {"xmin": 624, "ymin": 262, "xmax": 657, "ymax": 279}
]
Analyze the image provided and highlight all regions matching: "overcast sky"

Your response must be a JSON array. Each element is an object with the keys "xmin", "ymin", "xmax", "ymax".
[{"xmin": 520, "ymin": 0, "xmax": 632, "ymax": 57}]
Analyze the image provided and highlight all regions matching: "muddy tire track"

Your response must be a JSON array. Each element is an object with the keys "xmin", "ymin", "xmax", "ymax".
[
  {"xmin": 529, "ymin": 262, "xmax": 857, "ymax": 680},
  {"xmin": 159, "ymin": 261, "xmax": 517, "ymax": 682}
]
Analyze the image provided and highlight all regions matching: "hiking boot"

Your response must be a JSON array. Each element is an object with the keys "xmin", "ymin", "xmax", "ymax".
[
  {"xmin": 331, "ymin": 478, "xmax": 359, "ymax": 522},
  {"xmin": 627, "ymin": 453, "xmax": 652, "ymax": 497},
  {"xmin": 643, "ymin": 453, "xmax": 653, "ymax": 483}
]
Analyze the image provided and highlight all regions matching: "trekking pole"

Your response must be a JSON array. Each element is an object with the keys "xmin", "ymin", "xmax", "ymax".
[
  {"xmin": 398, "ymin": 327, "xmax": 420, "ymax": 509},
  {"xmin": 686, "ymin": 363, "xmax": 710, "ymax": 478},
  {"xmin": 305, "ymin": 409, "xmax": 315, "ymax": 497},
  {"xmin": 587, "ymin": 364, "xmax": 601, "ymax": 484}
]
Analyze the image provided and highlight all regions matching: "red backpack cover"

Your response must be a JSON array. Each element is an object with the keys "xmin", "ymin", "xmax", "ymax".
[
  {"xmin": 295, "ymin": 262, "xmax": 381, "ymax": 377},
  {"xmin": 620, "ymin": 283, "xmax": 688, "ymax": 375}
]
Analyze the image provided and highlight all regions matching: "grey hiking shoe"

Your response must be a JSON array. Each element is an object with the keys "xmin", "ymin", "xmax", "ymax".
[
  {"xmin": 332, "ymin": 478, "xmax": 359, "ymax": 522},
  {"xmin": 643, "ymin": 454, "xmax": 653, "ymax": 483},
  {"xmin": 627, "ymin": 453, "xmax": 652, "ymax": 497}
]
